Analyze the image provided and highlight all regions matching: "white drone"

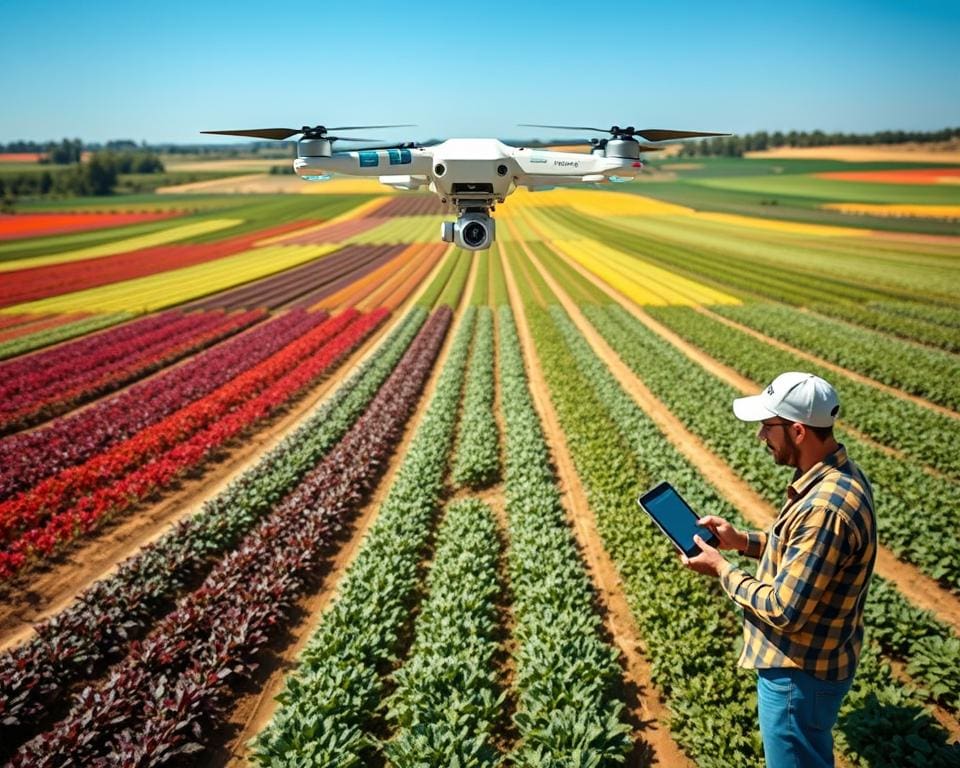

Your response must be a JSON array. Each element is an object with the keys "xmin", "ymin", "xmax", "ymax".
[{"xmin": 202, "ymin": 123, "xmax": 728, "ymax": 251}]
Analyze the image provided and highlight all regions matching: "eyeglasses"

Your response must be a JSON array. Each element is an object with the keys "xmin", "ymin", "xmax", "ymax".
[{"xmin": 760, "ymin": 419, "xmax": 792, "ymax": 430}]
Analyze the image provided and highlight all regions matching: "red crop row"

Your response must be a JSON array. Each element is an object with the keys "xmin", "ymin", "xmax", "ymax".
[
  {"xmin": 0, "ymin": 212, "xmax": 178, "ymax": 241},
  {"xmin": 7, "ymin": 307, "xmax": 450, "ymax": 766},
  {"xmin": 0, "ymin": 308, "xmax": 428, "ymax": 754},
  {"xmin": 0, "ymin": 310, "xmax": 260, "ymax": 433},
  {"xmin": 0, "ymin": 219, "xmax": 318, "ymax": 308},
  {"xmin": 0, "ymin": 307, "xmax": 387, "ymax": 579},
  {"xmin": 0, "ymin": 310, "xmax": 355, "ymax": 548},
  {"xmin": 0, "ymin": 309, "xmax": 323, "ymax": 501}
]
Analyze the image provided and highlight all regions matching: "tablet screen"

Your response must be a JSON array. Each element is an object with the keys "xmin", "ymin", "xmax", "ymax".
[{"xmin": 638, "ymin": 482, "xmax": 718, "ymax": 557}]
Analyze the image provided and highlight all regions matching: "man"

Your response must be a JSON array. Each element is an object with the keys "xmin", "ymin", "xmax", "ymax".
[{"xmin": 681, "ymin": 371, "xmax": 876, "ymax": 768}]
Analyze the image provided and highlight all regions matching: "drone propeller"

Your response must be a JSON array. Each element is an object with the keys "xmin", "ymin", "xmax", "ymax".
[
  {"xmin": 201, "ymin": 124, "xmax": 416, "ymax": 142},
  {"xmin": 519, "ymin": 123, "xmax": 729, "ymax": 142}
]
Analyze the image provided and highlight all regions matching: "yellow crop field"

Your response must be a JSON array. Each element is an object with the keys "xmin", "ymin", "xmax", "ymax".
[
  {"xmin": 551, "ymin": 237, "xmax": 742, "ymax": 306},
  {"xmin": 1, "ymin": 243, "xmax": 339, "ymax": 314},
  {"xmin": 0, "ymin": 219, "xmax": 242, "ymax": 272}
]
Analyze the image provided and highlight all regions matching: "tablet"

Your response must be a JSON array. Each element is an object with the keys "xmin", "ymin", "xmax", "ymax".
[{"xmin": 637, "ymin": 481, "xmax": 719, "ymax": 558}]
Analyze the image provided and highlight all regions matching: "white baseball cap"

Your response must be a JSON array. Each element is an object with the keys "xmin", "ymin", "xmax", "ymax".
[{"xmin": 733, "ymin": 372, "xmax": 840, "ymax": 428}]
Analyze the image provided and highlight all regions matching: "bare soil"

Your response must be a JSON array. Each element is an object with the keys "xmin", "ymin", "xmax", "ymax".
[{"xmin": 502, "ymin": 241, "xmax": 694, "ymax": 768}]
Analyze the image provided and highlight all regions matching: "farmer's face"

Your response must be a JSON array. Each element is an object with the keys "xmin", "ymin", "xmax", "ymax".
[{"xmin": 758, "ymin": 418, "xmax": 800, "ymax": 467}]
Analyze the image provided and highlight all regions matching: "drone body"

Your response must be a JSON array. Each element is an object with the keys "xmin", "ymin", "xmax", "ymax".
[{"xmin": 203, "ymin": 124, "xmax": 728, "ymax": 251}]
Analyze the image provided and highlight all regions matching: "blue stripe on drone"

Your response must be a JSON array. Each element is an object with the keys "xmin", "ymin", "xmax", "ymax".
[
  {"xmin": 388, "ymin": 149, "xmax": 412, "ymax": 165},
  {"xmin": 358, "ymin": 151, "xmax": 379, "ymax": 167}
]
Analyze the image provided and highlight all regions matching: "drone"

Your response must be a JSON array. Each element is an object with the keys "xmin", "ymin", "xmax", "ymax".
[{"xmin": 201, "ymin": 123, "xmax": 729, "ymax": 251}]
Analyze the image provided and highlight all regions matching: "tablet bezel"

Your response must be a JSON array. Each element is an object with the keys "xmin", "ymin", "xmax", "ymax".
[{"xmin": 637, "ymin": 481, "xmax": 719, "ymax": 558}]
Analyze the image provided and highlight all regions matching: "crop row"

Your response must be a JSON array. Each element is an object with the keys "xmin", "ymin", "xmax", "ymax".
[
  {"xmin": 812, "ymin": 300, "xmax": 960, "ymax": 354},
  {"xmin": 0, "ymin": 308, "xmax": 428, "ymax": 753},
  {"xmin": 0, "ymin": 308, "xmax": 318, "ymax": 500},
  {"xmin": 251, "ymin": 305, "xmax": 469, "ymax": 765},
  {"xmin": 0, "ymin": 219, "xmax": 315, "ymax": 308},
  {"xmin": 7, "ymin": 307, "xmax": 452, "ymax": 766},
  {"xmin": 185, "ymin": 243, "xmax": 405, "ymax": 311},
  {"xmin": 452, "ymin": 307, "xmax": 500, "ymax": 489},
  {"xmin": 383, "ymin": 497, "xmax": 503, "ymax": 765},
  {"xmin": 497, "ymin": 303, "xmax": 632, "ymax": 763},
  {"xmin": 536, "ymin": 254, "xmax": 960, "ymax": 706},
  {"xmin": 645, "ymin": 305, "xmax": 960, "ymax": 480},
  {"xmin": 0, "ymin": 311, "xmax": 133, "ymax": 360},
  {"xmin": 436, "ymin": 249, "xmax": 473, "ymax": 309},
  {"xmin": 712, "ymin": 302, "xmax": 960, "ymax": 411},
  {"xmin": 0, "ymin": 309, "xmax": 260, "ymax": 433},
  {"xmin": 1, "ymin": 218, "xmax": 241, "ymax": 274},
  {"xmin": 10, "ymin": 242, "xmax": 342, "ymax": 315},
  {"xmin": 0, "ymin": 308, "xmax": 385, "ymax": 578},
  {"xmin": 627, "ymin": 304, "xmax": 960, "ymax": 585},
  {"xmin": 511, "ymin": 253, "xmax": 960, "ymax": 766}
]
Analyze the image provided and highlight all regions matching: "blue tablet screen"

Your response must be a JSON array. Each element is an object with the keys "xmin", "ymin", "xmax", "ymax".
[{"xmin": 642, "ymin": 484, "xmax": 717, "ymax": 555}]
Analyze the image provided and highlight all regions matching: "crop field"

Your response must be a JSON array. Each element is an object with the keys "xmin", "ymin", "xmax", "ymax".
[{"xmin": 0, "ymin": 158, "xmax": 958, "ymax": 767}]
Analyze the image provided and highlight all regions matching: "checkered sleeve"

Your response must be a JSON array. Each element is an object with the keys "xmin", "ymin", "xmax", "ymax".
[
  {"xmin": 740, "ymin": 530, "xmax": 767, "ymax": 559},
  {"xmin": 720, "ymin": 506, "xmax": 849, "ymax": 633}
]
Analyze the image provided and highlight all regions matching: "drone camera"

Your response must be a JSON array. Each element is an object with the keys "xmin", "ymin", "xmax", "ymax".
[{"xmin": 440, "ymin": 212, "xmax": 495, "ymax": 251}]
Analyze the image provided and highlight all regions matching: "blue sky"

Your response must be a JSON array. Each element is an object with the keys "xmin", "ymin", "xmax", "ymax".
[{"xmin": 1, "ymin": 0, "xmax": 958, "ymax": 145}]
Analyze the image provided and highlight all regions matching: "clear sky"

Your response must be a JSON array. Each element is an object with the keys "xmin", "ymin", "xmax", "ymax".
[{"xmin": 1, "ymin": 0, "xmax": 958, "ymax": 145}]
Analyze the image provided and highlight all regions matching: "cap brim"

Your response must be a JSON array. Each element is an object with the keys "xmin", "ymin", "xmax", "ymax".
[{"xmin": 733, "ymin": 395, "xmax": 777, "ymax": 422}]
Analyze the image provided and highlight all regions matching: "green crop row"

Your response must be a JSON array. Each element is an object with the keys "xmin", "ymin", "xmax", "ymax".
[
  {"xmin": 383, "ymin": 498, "xmax": 503, "ymax": 766},
  {"xmin": 811, "ymin": 301, "xmax": 960, "ymax": 354},
  {"xmin": 497, "ymin": 304, "xmax": 632, "ymax": 765},
  {"xmin": 509, "ymin": 257, "xmax": 762, "ymax": 766},
  {"xmin": 635, "ymin": 304, "xmax": 960, "ymax": 585},
  {"xmin": 712, "ymin": 303, "xmax": 960, "ymax": 411},
  {"xmin": 452, "ymin": 307, "xmax": 500, "ymax": 489},
  {"xmin": 489, "ymin": 245, "xmax": 509, "ymax": 306},
  {"xmin": 436, "ymin": 249, "xmax": 473, "ymax": 309},
  {"xmin": 513, "ymin": 255, "xmax": 960, "ymax": 765},
  {"xmin": 250, "ymin": 307, "xmax": 474, "ymax": 766},
  {"xmin": 470, "ymin": 250, "xmax": 490, "ymax": 306},
  {"xmin": 644, "ymin": 305, "xmax": 960, "ymax": 480},
  {"xmin": 415, "ymin": 249, "xmax": 459, "ymax": 309},
  {"xmin": 0, "ymin": 312, "xmax": 133, "ymax": 359}
]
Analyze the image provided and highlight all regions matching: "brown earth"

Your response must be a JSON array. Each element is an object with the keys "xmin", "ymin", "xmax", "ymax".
[
  {"xmin": 501, "ymin": 235, "xmax": 695, "ymax": 768},
  {"xmin": 537, "ymin": 247, "xmax": 960, "ymax": 636}
]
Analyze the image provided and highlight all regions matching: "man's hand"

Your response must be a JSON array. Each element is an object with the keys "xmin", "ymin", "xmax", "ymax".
[
  {"xmin": 697, "ymin": 515, "xmax": 748, "ymax": 552},
  {"xmin": 681, "ymin": 535, "xmax": 729, "ymax": 578}
]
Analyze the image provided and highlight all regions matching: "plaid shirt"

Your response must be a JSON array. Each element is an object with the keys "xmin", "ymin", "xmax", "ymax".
[{"xmin": 719, "ymin": 445, "xmax": 876, "ymax": 680}]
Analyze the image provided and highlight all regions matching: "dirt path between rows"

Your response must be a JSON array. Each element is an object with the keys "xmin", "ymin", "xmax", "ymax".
[
  {"xmin": 502, "ymin": 242, "xmax": 694, "ymax": 768},
  {"xmin": 0, "ymin": 254, "xmax": 451, "ymax": 652},
  {"xmin": 698, "ymin": 306, "xmax": 960, "ymax": 422},
  {"xmin": 208, "ymin": 247, "xmax": 476, "ymax": 766},
  {"xmin": 535, "ymin": 248, "xmax": 960, "ymax": 637}
]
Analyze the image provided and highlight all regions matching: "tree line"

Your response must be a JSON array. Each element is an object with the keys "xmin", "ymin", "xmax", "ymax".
[
  {"xmin": 1, "ymin": 149, "xmax": 165, "ymax": 207},
  {"xmin": 677, "ymin": 127, "xmax": 960, "ymax": 157}
]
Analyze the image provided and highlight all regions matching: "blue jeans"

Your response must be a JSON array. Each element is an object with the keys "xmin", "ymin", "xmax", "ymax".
[{"xmin": 756, "ymin": 668, "xmax": 853, "ymax": 768}]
